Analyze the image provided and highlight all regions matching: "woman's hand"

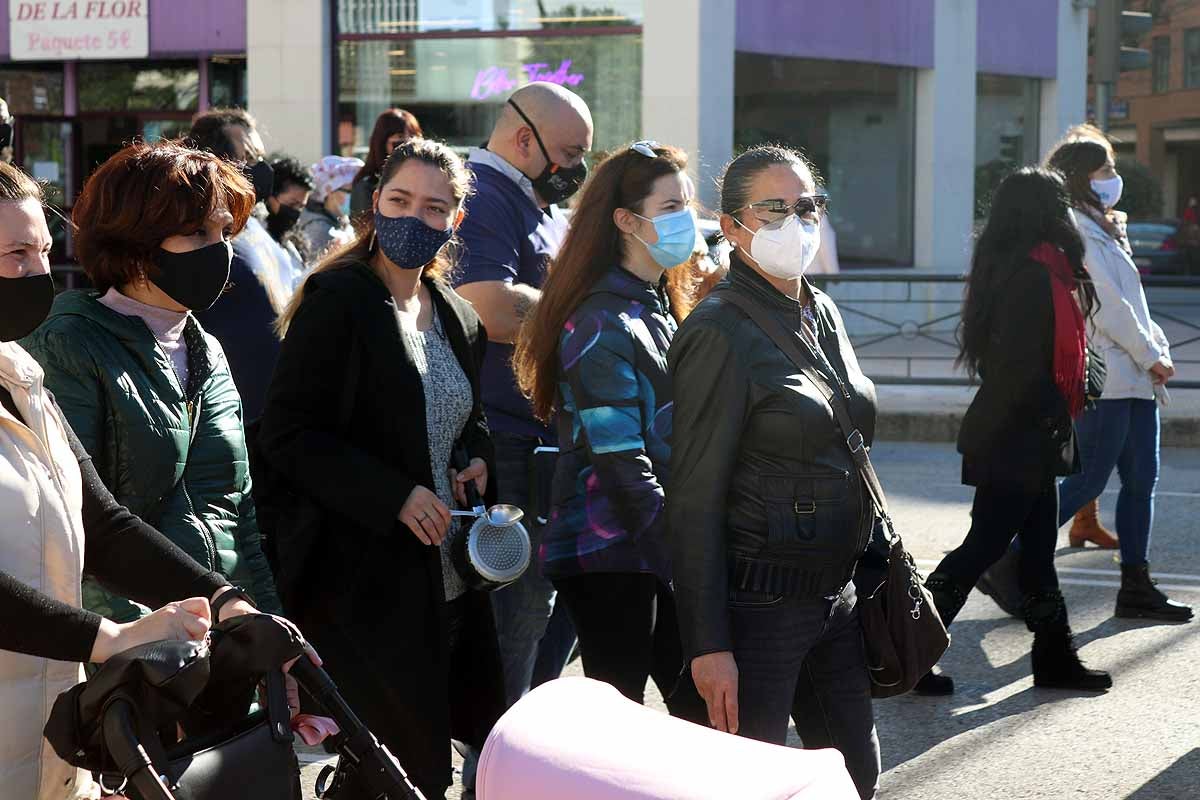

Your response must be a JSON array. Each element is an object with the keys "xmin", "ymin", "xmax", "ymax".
[
  {"xmin": 89, "ymin": 597, "xmax": 212, "ymax": 664},
  {"xmin": 1150, "ymin": 360, "xmax": 1175, "ymax": 385},
  {"xmin": 449, "ymin": 457, "xmax": 488, "ymax": 507},
  {"xmin": 210, "ymin": 586, "xmax": 257, "ymax": 623},
  {"xmin": 691, "ymin": 651, "xmax": 739, "ymax": 734},
  {"xmin": 398, "ymin": 485, "xmax": 452, "ymax": 545}
]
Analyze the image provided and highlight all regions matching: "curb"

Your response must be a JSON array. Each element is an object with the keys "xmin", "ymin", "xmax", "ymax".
[{"xmin": 878, "ymin": 412, "xmax": 1200, "ymax": 448}]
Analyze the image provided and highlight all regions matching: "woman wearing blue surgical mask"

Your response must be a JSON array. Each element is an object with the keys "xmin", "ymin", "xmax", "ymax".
[
  {"xmin": 260, "ymin": 139, "xmax": 506, "ymax": 800},
  {"xmin": 667, "ymin": 145, "xmax": 880, "ymax": 799},
  {"xmin": 513, "ymin": 142, "xmax": 708, "ymax": 723}
]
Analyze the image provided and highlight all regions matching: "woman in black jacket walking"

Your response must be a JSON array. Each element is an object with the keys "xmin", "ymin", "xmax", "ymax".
[
  {"xmin": 258, "ymin": 138, "xmax": 505, "ymax": 800},
  {"xmin": 915, "ymin": 168, "xmax": 1112, "ymax": 696},
  {"xmin": 668, "ymin": 146, "xmax": 879, "ymax": 800}
]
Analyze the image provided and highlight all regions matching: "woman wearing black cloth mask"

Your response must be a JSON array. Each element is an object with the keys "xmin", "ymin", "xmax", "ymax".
[
  {"xmin": 0, "ymin": 160, "xmax": 316, "ymax": 800},
  {"xmin": 22, "ymin": 141, "xmax": 283, "ymax": 635}
]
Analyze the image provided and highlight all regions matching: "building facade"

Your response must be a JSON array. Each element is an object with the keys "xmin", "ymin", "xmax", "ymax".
[
  {"xmin": 1, "ymin": 0, "xmax": 1089, "ymax": 272},
  {"xmin": 1104, "ymin": 0, "xmax": 1200, "ymax": 218},
  {"xmin": 0, "ymin": 0, "xmax": 246, "ymax": 262}
]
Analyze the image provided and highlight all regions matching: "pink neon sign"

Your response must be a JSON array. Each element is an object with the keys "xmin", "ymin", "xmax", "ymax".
[{"xmin": 470, "ymin": 60, "xmax": 584, "ymax": 100}]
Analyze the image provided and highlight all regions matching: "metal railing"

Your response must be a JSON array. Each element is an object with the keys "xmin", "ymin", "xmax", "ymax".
[{"xmin": 808, "ymin": 272, "xmax": 1200, "ymax": 389}]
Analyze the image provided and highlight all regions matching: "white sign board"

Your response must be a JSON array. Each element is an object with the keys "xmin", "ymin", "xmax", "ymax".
[{"xmin": 10, "ymin": 1, "xmax": 149, "ymax": 61}]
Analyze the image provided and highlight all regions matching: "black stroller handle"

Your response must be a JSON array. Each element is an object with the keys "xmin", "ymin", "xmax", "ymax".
[
  {"xmin": 101, "ymin": 699, "xmax": 176, "ymax": 800},
  {"xmin": 290, "ymin": 658, "xmax": 427, "ymax": 800}
]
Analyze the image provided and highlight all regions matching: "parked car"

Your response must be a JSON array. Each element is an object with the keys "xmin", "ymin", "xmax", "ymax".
[{"xmin": 1127, "ymin": 219, "xmax": 1195, "ymax": 275}]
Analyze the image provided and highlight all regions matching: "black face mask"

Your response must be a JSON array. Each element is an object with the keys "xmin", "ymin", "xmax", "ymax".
[
  {"xmin": 0, "ymin": 273, "xmax": 53, "ymax": 341},
  {"xmin": 507, "ymin": 99, "xmax": 587, "ymax": 206},
  {"xmin": 266, "ymin": 204, "xmax": 301, "ymax": 241},
  {"xmin": 0, "ymin": 123, "xmax": 13, "ymax": 151},
  {"xmin": 151, "ymin": 240, "xmax": 233, "ymax": 311},
  {"xmin": 243, "ymin": 159, "xmax": 275, "ymax": 204}
]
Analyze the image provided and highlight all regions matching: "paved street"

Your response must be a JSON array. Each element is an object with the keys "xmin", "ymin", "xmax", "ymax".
[{"xmin": 301, "ymin": 441, "xmax": 1200, "ymax": 799}]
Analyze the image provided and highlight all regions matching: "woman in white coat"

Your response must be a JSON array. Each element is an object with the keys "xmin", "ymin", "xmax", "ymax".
[
  {"xmin": 0, "ymin": 162, "xmax": 264, "ymax": 799},
  {"xmin": 1045, "ymin": 138, "xmax": 1192, "ymax": 623}
]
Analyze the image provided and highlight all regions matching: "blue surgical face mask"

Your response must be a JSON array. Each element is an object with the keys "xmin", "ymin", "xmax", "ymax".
[
  {"xmin": 338, "ymin": 193, "xmax": 352, "ymax": 217},
  {"xmin": 374, "ymin": 211, "xmax": 453, "ymax": 270},
  {"xmin": 631, "ymin": 207, "xmax": 697, "ymax": 269}
]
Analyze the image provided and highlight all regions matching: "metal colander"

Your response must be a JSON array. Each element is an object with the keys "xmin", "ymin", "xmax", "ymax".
[{"xmin": 465, "ymin": 516, "xmax": 531, "ymax": 586}]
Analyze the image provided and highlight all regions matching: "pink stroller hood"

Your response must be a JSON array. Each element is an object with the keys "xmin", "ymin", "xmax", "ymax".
[{"xmin": 476, "ymin": 677, "xmax": 858, "ymax": 800}]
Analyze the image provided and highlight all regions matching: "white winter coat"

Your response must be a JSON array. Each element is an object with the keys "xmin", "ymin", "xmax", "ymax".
[{"xmin": 1072, "ymin": 210, "xmax": 1171, "ymax": 400}]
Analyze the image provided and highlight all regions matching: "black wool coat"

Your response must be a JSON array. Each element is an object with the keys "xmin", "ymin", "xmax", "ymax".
[
  {"xmin": 257, "ymin": 260, "xmax": 502, "ymax": 796},
  {"xmin": 957, "ymin": 257, "xmax": 1080, "ymax": 490}
]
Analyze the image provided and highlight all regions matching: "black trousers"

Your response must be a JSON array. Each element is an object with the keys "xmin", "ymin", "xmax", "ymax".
[
  {"xmin": 553, "ymin": 572, "xmax": 708, "ymax": 724},
  {"xmin": 936, "ymin": 480, "xmax": 1061, "ymax": 600},
  {"xmin": 730, "ymin": 582, "xmax": 880, "ymax": 800}
]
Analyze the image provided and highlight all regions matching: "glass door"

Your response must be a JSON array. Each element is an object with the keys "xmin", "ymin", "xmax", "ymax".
[{"xmin": 17, "ymin": 117, "xmax": 74, "ymax": 273}]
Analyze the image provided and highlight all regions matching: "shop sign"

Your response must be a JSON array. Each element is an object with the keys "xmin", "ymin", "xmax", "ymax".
[
  {"xmin": 10, "ymin": 1, "xmax": 149, "ymax": 61},
  {"xmin": 471, "ymin": 60, "xmax": 584, "ymax": 100}
]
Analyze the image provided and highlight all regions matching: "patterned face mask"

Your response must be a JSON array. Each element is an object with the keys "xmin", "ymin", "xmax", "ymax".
[{"xmin": 374, "ymin": 211, "xmax": 453, "ymax": 270}]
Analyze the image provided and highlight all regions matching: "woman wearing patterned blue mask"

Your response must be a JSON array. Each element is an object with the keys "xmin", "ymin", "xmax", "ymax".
[
  {"xmin": 260, "ymin": 139, "xmax": 506, "ymax": 800},
  {"xmin": 513, "ymin": 141, "xmax": 708, "ymax": 724}
]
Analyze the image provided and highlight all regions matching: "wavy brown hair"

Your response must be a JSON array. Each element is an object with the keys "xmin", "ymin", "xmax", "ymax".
[
  {"xmin": 276, "ymin": 137, "xmax": 471, "ymax": 336},
  {"xmin": 515, "ymin": 143, "xmax": 691, "ymax": 422},
  {"xmin": 73, "ymin": 140, "xmax": 255, "ymax": 292}
]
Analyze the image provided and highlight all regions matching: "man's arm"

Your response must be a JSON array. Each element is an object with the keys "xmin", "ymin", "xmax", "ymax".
[{"xmin": 456, "ymin": 280, "xmax": 541, "ymax": 344}]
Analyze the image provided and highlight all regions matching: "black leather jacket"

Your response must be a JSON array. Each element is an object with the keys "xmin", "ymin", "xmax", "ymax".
[{"xmin": 667, "ymin": 258, "xmax": 877, "ymax": 660}]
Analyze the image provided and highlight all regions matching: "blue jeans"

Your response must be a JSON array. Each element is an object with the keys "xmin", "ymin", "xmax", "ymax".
[
  {"xmin": 1058, "ymin": 398, "xmax": 1160, "ymax": 566},
  {"xmin": 489, "ymin": 432, "xmax": 577, "ymax": 706}
]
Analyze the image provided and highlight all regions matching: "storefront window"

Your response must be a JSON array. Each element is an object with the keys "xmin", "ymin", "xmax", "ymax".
[
  {"xmin": 210, "ymin": 56, "xmax": 248, "ymax": 108},
  {"xmin": 337, "ymin": 34, "xmax": 641, "ymax": 157},
  {"xmin": 78, "ymin": 61, "xmax": 199, "ymax": 112},
  {"xmin": 337, "ymin": 0, "xmax": 643, "ymax": 34},
  {"xmin": 975, "ymin": 74, "xmax": 1040, "ymax": 219},
  {"xmin": 734, "ymin": 55, "xmax": 916, "ymax": 266},
  {"xmin": 0, "ymin": 66, "xmax": 64, "ymax": 115}
]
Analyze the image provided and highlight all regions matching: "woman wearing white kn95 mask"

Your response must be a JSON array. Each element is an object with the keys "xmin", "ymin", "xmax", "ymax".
[{"xmin": 667, "ymin": 145, "xmax": 882, "ymax": 800}]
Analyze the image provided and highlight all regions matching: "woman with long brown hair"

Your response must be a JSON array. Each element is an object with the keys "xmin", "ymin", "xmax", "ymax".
[
  {"xmin": 259, "ymin": 138, "xmax": 505, "ymax": 799},
  {"xmin": 513, "ymin": 141, "xmax": 705, "ymax": 722},
  {"xmin": 349, "ymin": 108, "xmax": 424, "ymax": 216}
]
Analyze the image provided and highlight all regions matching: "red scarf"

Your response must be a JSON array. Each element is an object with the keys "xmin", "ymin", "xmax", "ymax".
[{"xmin": 1029, "ymin": 242, "xmax": 1086, "ymax": 418}]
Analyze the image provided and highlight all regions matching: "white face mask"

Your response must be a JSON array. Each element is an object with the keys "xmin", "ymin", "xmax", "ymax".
[
  {"xmin": 1091, "ymin": 175, "xmax": 1124, "ymax": 210},
  {"xmin": 736, "ymin": 213, "xmax": 821, "ymax": 280}
]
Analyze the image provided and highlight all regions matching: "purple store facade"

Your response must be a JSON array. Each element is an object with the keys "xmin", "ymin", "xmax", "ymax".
[
  {"xmin": 0, "ymin": 0, "xmax": 246, "ymax": 263},
  {"xmin": 1, "ymin": 1, "xmax": 1090, "ymax": 273}
]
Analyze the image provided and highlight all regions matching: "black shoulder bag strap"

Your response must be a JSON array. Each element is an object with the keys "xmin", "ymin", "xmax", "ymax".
[{"xmin": 713, "ymin": 288, "xmax": 890, "ymax": 521}]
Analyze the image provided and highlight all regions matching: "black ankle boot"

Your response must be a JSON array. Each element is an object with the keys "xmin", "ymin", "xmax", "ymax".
[
  {"xmin": 1025, "ymin": 591, "xmax": 1112, "ymax": 692},
  {"xmin": 975, "ymin": 547, "xmax": 1023, "ymax": 619},
  {"xmin": 913, "ymin": 668, "xmax": 955, "ymax": 696},
  {"xmin": 1115, "ymin": 563, "xmax": 1194, "ymax": 622},
  {"xmin": 912, "ymin": 573, "xmax": 969, "ymax": 696}
]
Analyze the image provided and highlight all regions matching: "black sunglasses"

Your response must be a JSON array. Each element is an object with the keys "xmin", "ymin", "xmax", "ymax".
[{"xmin": 741, "ymin": 194, "xmax": 829, "ymax": 219}]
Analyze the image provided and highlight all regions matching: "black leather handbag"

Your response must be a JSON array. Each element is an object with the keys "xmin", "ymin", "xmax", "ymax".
[{"xmin": 715, "ymin": 288, "xmax": 949, "ymax": 698}]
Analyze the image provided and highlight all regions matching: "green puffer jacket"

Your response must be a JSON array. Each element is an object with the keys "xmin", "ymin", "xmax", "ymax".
[{"xmin": 23, "ymin": 290, "xmax": 281, "ymax": 622}]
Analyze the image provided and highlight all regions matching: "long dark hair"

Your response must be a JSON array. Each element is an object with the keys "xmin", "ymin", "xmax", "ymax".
[
  {"xmin": 514, "ymin": 143, "xmax": 690, "ymax": 422},
  {"xmin": 355, "ymin": 109, "xmax": 423, "ymax": 184},
  {"xmin": 276, "ymin": 138, "xmax": 472, "ymax": 336},
  {"xmin": 958, "ymin": 167, "xmax": 1097, "ymax": 378}
]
